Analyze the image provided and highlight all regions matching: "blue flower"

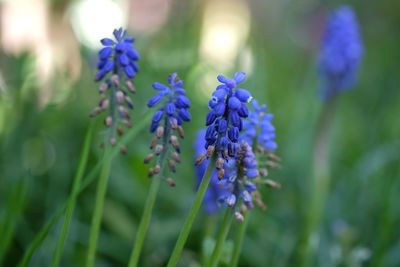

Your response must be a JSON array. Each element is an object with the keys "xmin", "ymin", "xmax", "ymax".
[
  {"xmin": 144, "ymin": 73, "xmax": 191, "ymax": 180},
  {"xmin": 90, "ymin": 28, "xmax": 139, "ymax": 151},
  {"xmin": 95, "ymin": 28, "xmax": 140, "ymax": 82},
  {"xmin": 194, "ymin": 130, "xmax": 229, "ymax": 214},
  {"xmin": 241, "ymin": 99, "xmax": 277, "ymax": 152},
  {"xmin": 218, "ymin": 142, "xmax": 260, "ymax": 211},
  {"xmin": 201, "ymin": 72, "xmax": 252, "ymax": 173},
  {"xmin": 318, "ymin": 5, "xmax": 363, "ymax": 99}
]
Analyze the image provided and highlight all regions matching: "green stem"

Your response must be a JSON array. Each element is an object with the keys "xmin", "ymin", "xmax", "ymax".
[
  {"xmin": 128, "ymin": 167, "xmax": 164, "ymax": 267},
  {"xmin": 229, "ymin": 213, "xmax": 249, "ymax": 267},
  {"xmin": 208, "ymin": 207, "xmax": 233, "ymax": 267},
  {"xmin": 17, "ymin": 112, "xmax": 152, "ymax": 267},
  {"xmin": 166, "ymin": 159, "xmax": 215, "ymax": 267},
  {"xmin": 85, "ymin": 146, "xmax": 112, "ymax": 267},
  {"xmin": 202, "ymin": 216, "xmax": 217, "ymax": 267},
  {"xmin": 51, "ymin": 123, "xmax": 94, "ymax": 267},
  {"xmin": 298, "ymin": 97, "xmax": 337, "ymax": 267}
]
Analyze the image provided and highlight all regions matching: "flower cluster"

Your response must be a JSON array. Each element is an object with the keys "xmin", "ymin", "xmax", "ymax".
[
  {"xmin": 318, "ymin": 5, "xmax": 363, "ymax": 99},
  {"xmin": 241, "ymin": 100, "xmax": 277, "ymax": 152},
  {"xmin": 196, "ymin": 72, "xmax": 252, "ymax": 178},
  {"xmin": 96, "ymin": 28, "xmax": 139, "ymax": 82},
  {"xmin": 144, "ymin": 73, "xmax": 191, "ymax": 182},
  {"xmin": 194, "ymin": 130, "xmax": 228, "ymax": 214},
  {"xmin": 218, "ymin": 142, "xmax": 265, "ymax": 220},
  {"xmin": 90, "ymin": 28, "xmax": 140, "ymax": 151}
]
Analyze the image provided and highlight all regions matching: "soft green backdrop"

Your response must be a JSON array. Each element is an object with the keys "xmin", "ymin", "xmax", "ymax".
[{"xmin": 1, "ymin": 0, "xmax": 399, "ymax": 266}]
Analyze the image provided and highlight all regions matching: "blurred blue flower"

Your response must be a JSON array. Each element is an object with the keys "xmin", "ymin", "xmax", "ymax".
[
  {"xmin": 241, "ymin": 99, "xmax": 277, "ymax": 152},
  {"xmin": 194, "ymin": 129, "xmax": 228, "ymax": 214},
  {"xmin": 202, "ymin": 72, "xmax": 252, "ymax": 176},
  {"xmin": 318, "ymin": 5, "xmax": 363, "ymax": 99},
  {"xmin": 144, "ymin": 73, "xmax": 191, "ymax": 180},
  {"xmin": 96, "ymin": 28, "xmax": 140, "ymax": 82}
]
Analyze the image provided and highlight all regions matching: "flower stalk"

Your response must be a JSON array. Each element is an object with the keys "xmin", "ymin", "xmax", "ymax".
[
  {"xmin": 166, "ymin": 159, "xmax": 215, "ymax": 267},
  {"xmin": 208, "ymin": 207, "xmax": 234, "ymax": 267}
]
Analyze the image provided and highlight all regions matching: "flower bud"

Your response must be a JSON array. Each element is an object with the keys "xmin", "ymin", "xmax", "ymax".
[
  {"xmin": 153, "ymin": 164, "xmax": 161, "ymax": 174},
  {"xmin": 155, "ymin": 144, "xmax": 163, "ymax": 155},
  {"xmin": 218, "ymin": 168, "xmax": 225, "ymax": 179},
  {"xmin": 177, "ymin": 126, "xmax": 185, "ymax": 138},
  {"xmin": 117, "ymin": 127, "xmax": 124, "ymax": 136},
  {"xmin": 170, "ymin": 135, "xmax": 180, "ymax": 151},
  {"xmin": 206, "ymin": 146, "xmax": 215, "ymax": 157},
  {"xmin": 120, "ymin": 145, "xmax": 128, "ymax": 154},
  {"xmin": 144, "ymin": 153, "xmax": 154, "ymax": 164},
  {"xmin": 166, "ymin": 177, "xmax": 176, "ymax": 187},
  {"xmin": 156, "ymin": 126, "xmax": 164, "ymax": 139},
  {"xmin": 116, "ymin": 90, "xmax": 124, "ymax": 103},
  {"xmin": 168, "ymin": 160, "xmax": 176, "ymax": 173},
  {"xmin": 99, "ymin": 98, "xmax": 109, "ymax": 110},
  {"xmin": 111, "ymin": 74, "xmax": 120, "ymax": 86},
  {"xmin": 99, "ymin": 83, "xmax": 108, "ymax": 94},
  {"xmin": 171, "ymin": 152, "xmax": 181, "ymax": 163},
  {"xmin": 216, "ymin": 157, "xmax": 224, "ymax": 170},
  {"xmin": 105, "ymin": 116, "xmax": 113, "ymax": 127},
  {"xmin": 195, "ymin": 154, "xmax": 206, "ymax": 166},
  {"xmin": 110, "ymin": 137, "xmax": 116, "ymax": 146},
  {"xmin": 234, "ymin": 211, "xmax": 244, "ymax": 222},
  {"xmin": 90, "ymin": 107, "xmax": 101, "ymax": 117},
  {"xmin": 265, "ymin": 179, "xmax": 281, "ymax": 189},
  {"xmin": 125, "ymin": 96, "xmax": 134, "ymax": 109},
  {"xmin": 259, "ymin": 168, "xmax": 268, "ymax": 177},
  {"xmin": 149, "ymin": 137, "xmax": 157, "ymax": 149},
  {"xmin": 126, "ymin": 80, "xmax": 136, "ymax": 93}
]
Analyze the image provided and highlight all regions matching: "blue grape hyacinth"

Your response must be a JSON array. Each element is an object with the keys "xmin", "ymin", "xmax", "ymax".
[
  {"xmin": 90, "ymin": 28, "xmax": 140, "ymax": 152},
  {"xmin": 96, "ymin": 28, "xmax": 139, "ymax": 82},
  {"xmin": 217, "ymin": 142, "xmax": 265, "ymax": 220},
  {"xmin": 144, "ymin": 73, "xmax": 191, "ymax": 182},
  {"xmin": 318, "ymin": 5, "xmax": 363, "ymax": 99},
  {"xmin": 241, "ymin": 100, "xmax": 277, "ymax": 152},
  {"xmin": 194, "ymin": 129, "xmax": 228, "ymax": 214},
  {"xmin": 196, "ymin": 72, "xmax": 252, "ymax": 179}
]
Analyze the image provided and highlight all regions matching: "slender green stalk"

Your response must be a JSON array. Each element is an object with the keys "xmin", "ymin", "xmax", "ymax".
[
  {"xmin": 208, "ymin": 207, "xmax": 233, "ymax": 267},
  {"xmin": 128, "ymin": 167, "xmax": 164, "ymax": 267},
  {"xmin": 17, "ymin": 112, "xmax": 152, "ymax": 267},
  {"xmin": 298, "ymin": 97, "xmax": 337, "ymax": 267},
  {"xmin": 86, "ymin": 146, "xmax": 112, "ymax": 267},
  {"xmin": 166, "ymin": 159, "xmax": 215, "ymax": 267},
  {"xmin": 202, "ymin": 216, "xmax": 217, "ymax": 267},
  {"xmin": 229, "ymin": 213, "xmax": 249, "ymax": 267},
  {"xmin": 51, "ymin": 123, "xmax": 94, "ymax": 267}
]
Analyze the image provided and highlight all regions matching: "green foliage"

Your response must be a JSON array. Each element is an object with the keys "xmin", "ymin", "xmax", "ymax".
[{"xmin": 1, "ymin": 1, "xmax": 400, "ymax": 267}]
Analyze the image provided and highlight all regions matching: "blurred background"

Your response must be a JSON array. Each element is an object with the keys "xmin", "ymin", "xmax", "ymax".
[{"xmin": 1, "ymin": 0, "xmax": 400, "ymax": 266}]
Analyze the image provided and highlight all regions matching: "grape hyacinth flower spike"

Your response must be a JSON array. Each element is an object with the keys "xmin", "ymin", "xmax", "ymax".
[
  {"xmin": 196, "ymin": 71, "xmax": 252, "ymax": 179},
  {"xmin": 297, "ymin": 6, "xmax": 363, "ymax": 267},
  {"xmin": 144, "ymin": 73, "xmax": 191, "ymax": 184},
  {"xmin": 318, "ymin": 5, "xmax": 363, "ymax": 99},
  {"xmin": 242, "ymin": 99, "xmax": 281, "ymax": 177},
  {"xmin": 218, "ymin": 142, "xmax": 266, "ymax": 221},
  {"xmin": 90, "ymin": 27, "xmax": 140, "ymax": 152},
  {"xmin": 167, "ymin": 72, "xmax": 252, "ymax": 267},
  {"xmin": 86, "ymin": 28, "xmax": 140, "ymax": 267},
  {"xmin": 128, "ymin": 73, "xmax": 191, "ymax": 267}
]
